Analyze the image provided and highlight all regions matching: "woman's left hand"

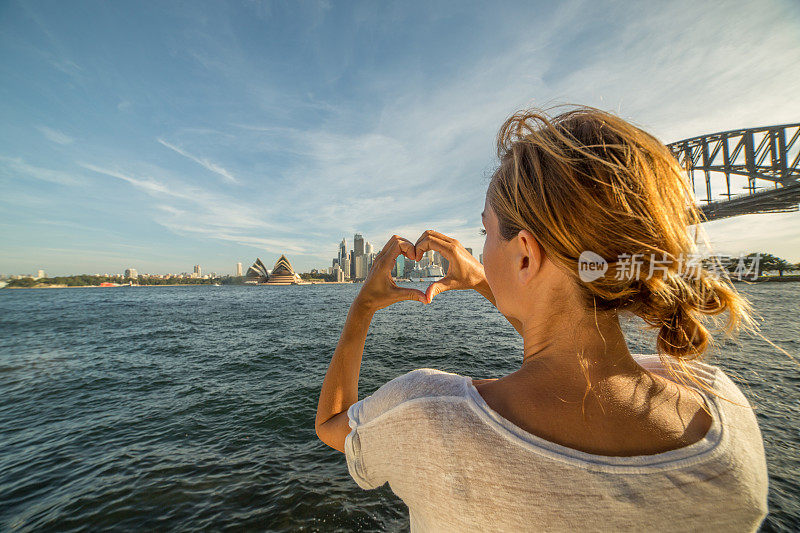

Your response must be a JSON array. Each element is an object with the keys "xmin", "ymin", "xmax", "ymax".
[{"xmin": 353, "ymin": 235, "xmax": 426, "ymax": 313}]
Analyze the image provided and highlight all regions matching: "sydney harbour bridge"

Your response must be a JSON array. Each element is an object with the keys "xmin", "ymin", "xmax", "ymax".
[{"xmin": 667, "ymin": 123, "xmax": 800, "ymax": 222}]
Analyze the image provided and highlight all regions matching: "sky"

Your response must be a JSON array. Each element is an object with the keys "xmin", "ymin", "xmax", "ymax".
[{"xmin": 1, "ymin": 0, "xmax": 799, "ymax": 276}]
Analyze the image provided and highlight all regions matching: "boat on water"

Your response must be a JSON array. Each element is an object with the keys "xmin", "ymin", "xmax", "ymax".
[{"xmin": 409, "ymin": 264, "xmax": 445, "ymax": 283}]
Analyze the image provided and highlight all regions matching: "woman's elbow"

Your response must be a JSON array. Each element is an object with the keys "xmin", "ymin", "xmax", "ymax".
[{"xmin": 315, "ymin": 417, "xmax": 347, "ymax": 453}]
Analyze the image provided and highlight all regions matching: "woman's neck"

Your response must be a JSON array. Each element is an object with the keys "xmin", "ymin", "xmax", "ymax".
[{"xmin": 517, "ymin": 303, "xmax": 640, "ymax": 385}]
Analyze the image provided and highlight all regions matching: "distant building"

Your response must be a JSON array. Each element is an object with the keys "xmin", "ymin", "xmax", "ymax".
[
  {"xmin": 236, "ymin": 262, "xmax": 243, "ymax": 276},
  {"xmin": 194, "ymin": 265, "xmax": 201, "ymax": 276},
  {"xmin": 36, "ymin": 269, "xmax": 46, "ymax": 279},
  {"xmin": 409, "ymin": 263, "xmax": 444, "ymax": 281},
  {"xmin": 245, "ymin": 255, "xmax": 303, "ymax": 285},
  {"xmin": 333, "ymin": 264, "xmax": 344, "ymax": 282},
  {"xmin": 365, "ymin": 241, "xmax": 374, "ymax": 255},
  {"xmin": 124, "ymin": 268, "xmax": 138, "ymax": 279},
  {"xmin": 343, "ymin": 254, "xmax": 351, "ymax": 280},
  {"xmin": 245, "ymin": 258, "xmax": 270, "ymax": 283},
  {"xmin": 339, "ymin": 238, "xmax": 347, "ymax": 267},
  {"xmin": 347, "ymin": 250, "xmax": 354, "ymax": 279},
  {"xmin": 421, "ymin": 250, "xmax": 435, "ymax": 268},
  {"xmin": 404, "ymin": 259, "xmax": 415, "ymax": 277},
  {"xmin": 395, "ymin": 255, "xmax": 405, "ymax": 278},
  {"xmin": 264, "ymin": 255, "xmax": 303, "ymax": 285},
  {"xmin": 354, "ymin": 233, "xmax": 365, "ymax": 256},
  {"xmin": 354, "ymin": 253, "xmax": 366, "ymax": 280}
]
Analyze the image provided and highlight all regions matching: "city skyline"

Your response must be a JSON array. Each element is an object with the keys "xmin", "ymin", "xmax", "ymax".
[
  {"xmin": 2, "ymin": 1, "xmax": 800, "ymax": 276},
  {"xmin": 3, "ymin": 235, "xmax": 800, "ymax": 280}
]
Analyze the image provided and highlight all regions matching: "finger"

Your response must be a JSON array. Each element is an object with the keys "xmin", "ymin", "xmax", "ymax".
[
  {"xmin": 376, "ymin": 235, "xmax": 415, "ymax": 259},
  {"xmin": 425, "ymin": 276, "xmax": 457, "ymax": 304},
  {"xmin": 414, "ymin": 233, "xmax": 455, "ymax": 262},
  {"xmin": 425, "ymin": 229, "xmax": 459, "ymax": 245},
  {"xmin": 375, "ymin": 236, "xmax": 415, "ymax": 272},
  {"xmin": 413, "ymin": 230, "xmax": 434, "ymax": 258},
  {"xmin": 377, "ymin": 234, "xmax": 400, "ymax": 256},
  {"xmin": 394, "ymin": 286, "xmax": 427, "ymax": 304}
]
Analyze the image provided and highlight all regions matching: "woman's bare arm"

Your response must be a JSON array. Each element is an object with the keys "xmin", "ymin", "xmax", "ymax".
[
  {"xmin": 315, "ymin": 302, "xmax": 373, "ymax": 453},
  {"xmin": 315, "ymin": 236, "xmax": 425, "ymax": 454}
]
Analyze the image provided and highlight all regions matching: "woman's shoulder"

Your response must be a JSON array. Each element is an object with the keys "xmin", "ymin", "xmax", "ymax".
[
  {"xmin": 349, "ymin": 368, "xmax": 470, "ymax": 427},
  {"xmin": 373, "ymin": 367, "xmax": 471, "ymax": 404},
  {"xmin": 632, "ymin": 353, "xmax": 747, "ymax": 401}
]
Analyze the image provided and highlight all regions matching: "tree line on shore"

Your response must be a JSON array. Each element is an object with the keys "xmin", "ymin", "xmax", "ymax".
[
  {"xmin": 4, "ymin": 275, "xmax": 247, "ymax": 288},
  {"xmin": 736, "ymin": 253, "xmax": 799, "ymax": 277}
]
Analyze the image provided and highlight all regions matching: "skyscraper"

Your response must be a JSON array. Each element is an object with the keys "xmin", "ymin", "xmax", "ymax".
[
  {"xmin": 339, "ymin": 238, "xmax": 347, "ymax": 267},
  {"xmin": 365, "ymin": 241, "xmax": 373, "ymax": 255},
  {"xmin": 236, "ymin": 262, "xmax": 243, "ymax": 276},
  {"xmin": 333, "ymin": 263, "xmax": 344, "ymax": 282},
  {"xmin": 355, "ymin": 254, "xmax": 367, "ymax": 280},
  {"xmin": 352, "ymin": 233, "xmax": 366, "ymax": 280},
  {"xmin": 404, "ymin": 259, "xmax": 415, "ymax": 277},
  {"xmin": 354, "ymin": 233, "xmax": 364, "ymax": 256},
  {"xmin": 124, "ymin": 268, "xmax": 138, "ymax": 278},
  {"xmin": 395, "ymin": 255, "xmax": 405, "ymax": 279},
  {"xmin": 343, "ymin": 254, "xmax": 351, "ymax": 280},
  {"xmin": 194, "ymin": 265, "xmax": 201, "ymax": 276}
]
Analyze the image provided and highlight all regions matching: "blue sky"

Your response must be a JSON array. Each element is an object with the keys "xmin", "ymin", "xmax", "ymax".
[{"xmin": 1, "ymin": 0, "xmax": 799, "ymax": 276}]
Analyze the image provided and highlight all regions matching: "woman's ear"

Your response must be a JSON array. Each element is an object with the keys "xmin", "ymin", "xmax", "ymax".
[{"xmin": 516, "ymin": 229, "xmax": 543, "ymax": 285}]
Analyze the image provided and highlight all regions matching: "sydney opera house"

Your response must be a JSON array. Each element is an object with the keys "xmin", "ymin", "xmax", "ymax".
[{"xmin": 245, "ymin": 254, "xmax": 305, "ymax": 285}]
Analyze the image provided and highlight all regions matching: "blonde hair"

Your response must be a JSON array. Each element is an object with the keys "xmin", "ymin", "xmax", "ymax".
[{"xmin": 487, "ymin": 106, "xmax": 755, "ymax": 365}]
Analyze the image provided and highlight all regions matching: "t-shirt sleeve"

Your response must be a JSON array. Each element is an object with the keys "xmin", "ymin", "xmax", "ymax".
[
  {"xmin": 344, "ymin": 401, "xmax": 384, "ymax": 489},
  {"xmin": 344, "ymin": 368, "xmax": 468, "ymax": 490}
]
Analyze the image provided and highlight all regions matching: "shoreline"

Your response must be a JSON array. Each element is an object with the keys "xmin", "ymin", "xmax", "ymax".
[
  {"xmin": 2, "ymin": 281, "xmax": 357, "ymax": 289},
  {"xmin": 5, "ymin": 276, "xmax": 798, "ymax": 290}
]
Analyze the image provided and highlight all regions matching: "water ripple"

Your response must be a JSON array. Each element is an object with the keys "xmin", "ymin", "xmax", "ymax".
[{"xmin": 0, "ymin": 283, "xmax": 796, "ymax": 531}]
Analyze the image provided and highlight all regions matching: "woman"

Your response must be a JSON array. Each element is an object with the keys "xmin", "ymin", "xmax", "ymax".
[{"xmin": 315, "ymin": 107, "xmax": 768, "ymax": 532}]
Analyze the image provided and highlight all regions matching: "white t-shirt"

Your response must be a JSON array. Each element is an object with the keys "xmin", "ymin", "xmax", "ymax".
[{"xmin": 344, "ymin": 354, "xmax": 768, "ymax": 532}]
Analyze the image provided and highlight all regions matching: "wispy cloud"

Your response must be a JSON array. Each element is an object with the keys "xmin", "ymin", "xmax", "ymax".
[
  {"xmin": 80, "ymin": 161, "xmax": 311, "ymax": 254},
  {"xmin": 37, "ymin": 126, "xmax": 74, "ymax": 145},
  {"xmin": 0, "ymin": 156, "xmax": 81, "ymax": 185},
  {"xmin": 80, "ymin": 162, "xmax": 169, "ymax": 195},
  {"xmin": 156, "ymin": 138, "xmax": 238, "ymax": 184}
]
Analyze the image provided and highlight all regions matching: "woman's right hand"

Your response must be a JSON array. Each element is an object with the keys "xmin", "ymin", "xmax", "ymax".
[
  {"xmin": 413, "ymin": 230, "xmax": 487, "ymax": 304},
  {"xmin": 415, "ymin": 229, "xmax": 524, "ymax": 335}
]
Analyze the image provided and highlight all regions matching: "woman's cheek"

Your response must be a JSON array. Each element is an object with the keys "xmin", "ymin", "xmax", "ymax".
[{"xmin": 483, "ymin": 244, "xmax": 504, "ymax": 313}]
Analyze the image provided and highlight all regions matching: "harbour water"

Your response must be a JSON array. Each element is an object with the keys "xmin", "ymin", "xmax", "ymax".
[{"xmin": 0, "ymin": 283, "xmax": 797, "ymax": 531}]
